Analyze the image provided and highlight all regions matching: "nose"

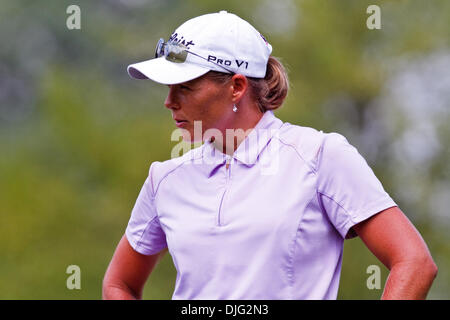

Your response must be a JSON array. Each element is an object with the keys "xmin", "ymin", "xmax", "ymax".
[{"xmin": 164, "ymin": 85, "xmax": 179, "ymax": 110}]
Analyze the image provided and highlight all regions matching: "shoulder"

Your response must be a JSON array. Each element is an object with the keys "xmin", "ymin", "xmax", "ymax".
[
  {"xmin": 317, "ymin": 131, "xmax": 358, "ymax": 164},
  {"xmin": 146, "ymin": 145, "xmax": 204, "ymax": 196},
  {"xmin": 273, "ymin": 121, "xmax": 353, "ymax": 173}
]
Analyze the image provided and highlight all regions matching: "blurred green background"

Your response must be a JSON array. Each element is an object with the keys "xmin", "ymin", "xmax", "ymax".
[{"xmin": 1, "ymin": 0, "xmax": 449, "ymax": 299}]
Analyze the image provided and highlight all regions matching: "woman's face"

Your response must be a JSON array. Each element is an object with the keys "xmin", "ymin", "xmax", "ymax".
[{"xmin": 165, "ymin": 75, "xmax": 233, "ymax": 142}]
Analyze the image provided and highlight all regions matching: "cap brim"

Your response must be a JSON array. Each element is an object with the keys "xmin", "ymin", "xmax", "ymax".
[{"xmin": 127, "ymin": 57, "xmax": 210, "ymax": 84}]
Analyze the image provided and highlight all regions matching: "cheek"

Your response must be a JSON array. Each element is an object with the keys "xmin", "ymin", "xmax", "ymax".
[
  {"xmin": 187, "ymin": 83, "xmax": 229, "ymax": 126},
  {"xmin": 205, "ymin": 88, "xmax": 229, "ymax": 114},
  {"xmin": 193, "ymin": 91, "xmax": 220, "ymax": 117}
]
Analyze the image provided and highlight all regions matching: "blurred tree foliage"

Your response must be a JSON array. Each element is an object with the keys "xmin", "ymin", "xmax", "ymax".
[{"xmin": 0, "ymin": 0, "xmax": 449, "ymax": 299}]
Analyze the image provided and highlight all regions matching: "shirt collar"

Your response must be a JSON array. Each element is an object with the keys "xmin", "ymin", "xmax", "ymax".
[{"xmin": 200, "ymin": 110, "xmax": 284, "ymax": 172}]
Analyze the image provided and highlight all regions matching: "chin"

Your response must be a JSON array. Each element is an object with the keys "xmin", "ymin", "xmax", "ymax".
[{"xmin": 179, "ymin": 129, "xmax": 197, "ymax": 143}]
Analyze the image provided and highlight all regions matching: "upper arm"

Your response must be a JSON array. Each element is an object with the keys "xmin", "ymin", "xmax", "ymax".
[
  {"xmin": 352, "ymin": 206, "xmax": 435, "ymax": 270},
  {"xmin": 103, "ymin": 234, "xmax": 167, "ymax": 298},
  {"xmin": 316, "ymin": 132, "xmax": 398, "ymax": 239},
  {"xmin": 126, "ymin": 167, "xmax": 168, "ymax": 255}
]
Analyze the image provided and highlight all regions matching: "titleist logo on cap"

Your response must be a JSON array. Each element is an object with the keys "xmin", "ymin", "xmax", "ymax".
[{"xmin": 169, "ymin": 33, "xmax": 195, "ymax": 49}]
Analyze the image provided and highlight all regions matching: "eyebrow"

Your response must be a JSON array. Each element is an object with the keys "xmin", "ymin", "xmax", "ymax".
[{"xmin": 184, "ymin": 80, "xmax": 198, "ymax": 87}]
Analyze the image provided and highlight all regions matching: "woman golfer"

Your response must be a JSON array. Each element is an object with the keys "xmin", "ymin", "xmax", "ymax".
[{"xmin": 103, "ymin": 11, "xmax": 437, "ymax": 300}]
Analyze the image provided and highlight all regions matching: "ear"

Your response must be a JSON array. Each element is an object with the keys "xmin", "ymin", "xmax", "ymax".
[{"xmin": 230, "ymin": 74, "xmax": 248, "ymax": 104}]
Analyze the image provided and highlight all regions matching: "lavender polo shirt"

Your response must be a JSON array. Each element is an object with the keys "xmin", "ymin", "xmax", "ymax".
[{"xmin": 125, "ymin": 110, "xmax": 397, "ymax": 299}]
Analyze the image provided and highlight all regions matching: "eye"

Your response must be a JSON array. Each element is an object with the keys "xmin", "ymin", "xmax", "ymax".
[{"xmin": 180, "ymin": 84, "xmax": 191, "ymax": 91}]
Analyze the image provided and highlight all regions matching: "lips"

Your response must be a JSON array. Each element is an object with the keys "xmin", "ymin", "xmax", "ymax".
[
  {"xmin": 174, "ymin": 118, "xmax": 188, "ymax": 128},
  {"xmin": 173, "ymin": 115, "xmax": 188, "ymax": 123}
]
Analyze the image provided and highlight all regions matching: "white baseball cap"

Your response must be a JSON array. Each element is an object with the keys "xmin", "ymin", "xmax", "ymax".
[{"xmin": 127, "ymin": 10, "xmax": 272, "ymax": 84}]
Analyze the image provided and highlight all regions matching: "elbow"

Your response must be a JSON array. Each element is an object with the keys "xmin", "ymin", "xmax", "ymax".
[
  {"xmin": 424, "ymin": 259, "xmax": 438, "ymax": 292},
  {"xmin": 415, "ymin": 254, "xmax": 438, "ymax": 282},
  {"xmin": 102, "ymin": 276, "xmax": 141, "ymax": 300},
  {"xmin": 102, "ymin": 277, "xmax": 113, "ymax": 300},
  {"xmin": 427, "ymin": 259, "xmax": 438, "ymax": 280},
  {"xmin": 420, "ymin": 250, "xmax": 438, "ymax": 279},
  {"xmin": 102, "ymin": 270, "xmax": 114, "ymax": 299},
  {"xmin": 392, "ymin": 253, "xmax": 438, "ymax": 282},
  {"xmin": 102, "ymin": 274, "xmax": 121, "ymax": 300}
]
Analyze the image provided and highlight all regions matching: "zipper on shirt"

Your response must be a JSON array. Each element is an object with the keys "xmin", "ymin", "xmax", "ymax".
[{"xmin": 217, "ymin": 157, "xmax": 232, "ymax": 226}]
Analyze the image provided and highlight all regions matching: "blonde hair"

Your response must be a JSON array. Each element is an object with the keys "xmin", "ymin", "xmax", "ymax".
[{"xmin": 205, "ymin": 56, "xmax": 289, "ymax": 113}]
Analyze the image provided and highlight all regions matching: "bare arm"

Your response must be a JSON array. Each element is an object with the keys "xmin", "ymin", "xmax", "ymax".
[
  {"xmin": 102, "ymin": 234, "xmax": 167, "ymax": 300},
  {"xmin": 352, "ymin": 206, "xmax": 438, "ymax": 299}
]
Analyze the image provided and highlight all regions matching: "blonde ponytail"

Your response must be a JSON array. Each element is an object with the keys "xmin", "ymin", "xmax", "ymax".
[{"xmin": 248, "ymin": 56, "xmax": 289, "ymax": 112}]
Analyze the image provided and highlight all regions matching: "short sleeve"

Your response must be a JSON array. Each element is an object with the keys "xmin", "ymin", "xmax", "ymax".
[
  {"xmin": 316, "ymin": 133, "xmax": 397, "ymax": 239},
  {"xmin": 125, "ymin": 163, "xmax": 168, "ymax": 255}
]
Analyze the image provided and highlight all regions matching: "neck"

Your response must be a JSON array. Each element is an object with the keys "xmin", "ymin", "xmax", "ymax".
[{"xmin": 210, "ymin": 106, "xmax": 264, "ymax": 156}]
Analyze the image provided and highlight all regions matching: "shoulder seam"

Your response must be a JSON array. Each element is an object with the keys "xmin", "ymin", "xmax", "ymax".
[
  {"xmin": 135, "ymin": 216, "xmax": 160, "ymax": 251},
  {"xmin": 273, "ymin": 135, "xmax": 318, "ymax": 175},
  {"xmin": 153, "ymin": 147, "xmax": 204, "ymax": 197}
]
